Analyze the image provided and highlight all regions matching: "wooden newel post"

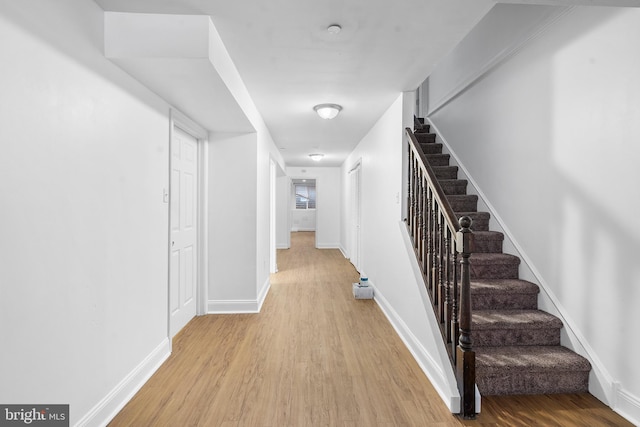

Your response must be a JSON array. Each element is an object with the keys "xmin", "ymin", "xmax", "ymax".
[{"xmin": 456, "ymin": 216, "xmax": 476, "ymax": 420}]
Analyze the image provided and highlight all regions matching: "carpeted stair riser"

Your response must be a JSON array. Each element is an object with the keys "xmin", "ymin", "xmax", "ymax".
[
  {"xmin": 469, "ymin": 253, "xmax": 520, "ymax": 280},
  {"xmin": 456, "ymin": 211, "xmax": 490, "ymax": 232},
  {"xmin": 472, "ymin": 309, "xmax": 562, "ymax": 347},
  {"xmin": 416, "ymin": 133, "xmax": 436, "ymax": 144},
  {"xmin": 420, "ymin": 142, "xmax": 443, "ymax": 154},
  {"xmin": 472, "ymin": 231, "xmax": 504, "ymax": 253},
  {"xmin": 453, "ymin": 253, "xmax": 520, "ymax": 280},
  {"xmin": 470, "ymin": 279, "xmax": 539, "ymax": 310},
  {"xmin": 432, "ymin": 166, "xmax": 458, "ymax": 180},
  {"xmin": 477, "ymin": 370, "xmax": 590, "ymax": 395},
  {"xmin": 474, "ymin": 327, "xmax": 561, "ymax": 347},
  {"xmin": 447, "ymin": 195, "xmax": 478, "ymax": 212},
  {"xmin": 475, "ymin": 346, "xmax": 591, "ymax": 395},
  {"xmin": 425, "ymin": 154, "xmax": 451, "ymax": 166},
  {"xmin": 439, "ymin": 179, "xmax": 468, "ymax": 195}
]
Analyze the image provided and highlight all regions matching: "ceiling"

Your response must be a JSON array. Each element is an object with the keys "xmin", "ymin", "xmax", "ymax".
[
  {"xmin": 96, "ymin": 0, "xmax": 500, "ymax": 166},
  {"xmin": 95, "ymin": 0, "xmax": 640, "ymax": 166}
]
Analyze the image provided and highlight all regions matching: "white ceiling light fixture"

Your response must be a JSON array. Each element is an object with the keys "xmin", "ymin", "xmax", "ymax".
[
  {"xmin": 327, "ymin": 24, "xmax": 342, "ymax": 35},
  {"xmin": 313, "ymin": 103, "xmax": 342, "ymax": 120},
  {"xmin": 309, "ymin": 153, "xmax": 324, "ymax": 162}
]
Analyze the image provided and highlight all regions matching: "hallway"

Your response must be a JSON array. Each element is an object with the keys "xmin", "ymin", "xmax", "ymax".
[{"xmin": 109, "ymin": 232, "xmax": 631, "ymax": 426}]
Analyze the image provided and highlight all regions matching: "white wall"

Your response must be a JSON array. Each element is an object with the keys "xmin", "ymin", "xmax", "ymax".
[
  {"xmin": 427, "ymin": 5, "xmax": 640, "ymax": 423},
  {"xmin": 276, "ymin": 175, "xmax": 291, "ymax": 249},
  {"xmin": 287, "ymin": 167, "xmax": 342, "ymax": 249},
  {"xmin": 205, "ymin": 21, "xmax": 285, "ymax": 313},
  {"xmin": 341, "ymin": 94, "xmax": 461, "ymax": 411},
  {"xmin": 208, "ymin": 133, "xmax": 258, "ymax": 306},
  {"xmin": 291, "ymin": 209, "xmax": 316, "ymax": 232},
  {"xmin": 0, "ymin": 1, "xmax": 171, "ymax": 425}
]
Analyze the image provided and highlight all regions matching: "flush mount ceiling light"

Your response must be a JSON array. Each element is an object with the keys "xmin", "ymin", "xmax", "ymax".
[
  {"xmin": 313, "ymin": 103, "xmax": 342, "ymax": 120},
  {"xmin": 327, "ymin": 24, "xmax": 342, "ymax": 35},
  {"xmin": 309, "ymin": 153, "xmax": 324, "ymax": 162}
]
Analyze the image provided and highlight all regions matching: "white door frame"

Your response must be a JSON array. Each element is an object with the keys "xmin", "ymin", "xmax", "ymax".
[
  {"xmin": 168, "ymin": 109, "xmax": 208, "ymax": 340},
  {"xmin": 349, "ymin": 161, "xmax": 362, "ymax": 272},
  {"xmin": 290, "ymin": 176, "xmax": 318, "ymax": 246},
  {"xmin": 269, "ymin": 159, "xmax": 277, "ymax": 273}
]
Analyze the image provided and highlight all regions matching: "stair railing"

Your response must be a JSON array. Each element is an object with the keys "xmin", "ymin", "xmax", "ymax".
[{"xmin": 405, "ymin": 126, "xmax": 476, "ymax": 419}]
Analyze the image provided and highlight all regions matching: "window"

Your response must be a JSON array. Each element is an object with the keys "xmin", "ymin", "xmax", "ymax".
[{"xmin": 295, "ymin": 184, "xmax": 316, "ymax": 209}]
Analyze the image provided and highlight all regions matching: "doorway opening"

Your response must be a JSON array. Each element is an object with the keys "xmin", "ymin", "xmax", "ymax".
[
  {"xmin": 290, "ymin": 178, "xmax": 317, "ymax": 246},
  {"xmin": 168, "ymin": 110, "xmax": 208, "ymax": 339}
]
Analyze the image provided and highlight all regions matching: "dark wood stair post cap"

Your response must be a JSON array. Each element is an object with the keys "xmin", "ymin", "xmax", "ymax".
[{"xmin": 456, "ymin": 216, "xmax": 474, "ymax": 253}]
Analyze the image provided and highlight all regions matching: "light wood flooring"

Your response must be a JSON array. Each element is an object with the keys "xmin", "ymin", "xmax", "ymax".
[{"xmin": 109, "ymin": 231, "xmax": 633, "ymax": 426}]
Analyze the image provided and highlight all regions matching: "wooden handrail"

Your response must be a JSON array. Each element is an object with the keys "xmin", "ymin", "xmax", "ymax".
[
  {"xmin": 406, "ymin": 128, "xmax": 460, "ymax": 234},
  {"xmin": 405, "ymin": 126, "xmax": 476, "ymax": 419}
]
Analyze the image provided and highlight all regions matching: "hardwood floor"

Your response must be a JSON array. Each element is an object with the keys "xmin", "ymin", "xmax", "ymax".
[{"xmin": 109, "ymin": 232, "xmax": 633, "ymax": 426}]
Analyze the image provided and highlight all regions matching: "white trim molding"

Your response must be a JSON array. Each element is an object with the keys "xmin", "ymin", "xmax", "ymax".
[
  {"xmin": 427, "ymin": 5, "xmax": 574, "ymax": 116},
  {"xmin": 208, "ymin": 299, "xmax": 261, "ymax": 314},
  {"xmin": 614, "ymin": 386, "xmax": 640, "ymax": 427},
  {"xmin": 257, "ymin": 277, "xmax": 271, "ymax": 312},
  {"xmin": 370, "ymin": 223, "xmax": 468, "ymax": 414},
  {"xmin": 316, "ymin": 243, "xmax": 341, "ymax": 249},
  {"xmin": 207, "ymin": 277, "xmax": 271, "ymax": 314},
  {"xmin": 75, "ymin": 338, "xmax": 171, "ymax": 427}
]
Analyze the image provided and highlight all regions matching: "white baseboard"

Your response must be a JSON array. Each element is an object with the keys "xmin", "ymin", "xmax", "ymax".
[
  {"xmin": 338, "ymin": 244, "xmax": 348, "ymax": 259},
  {"xmin": 370, "ymin": 255, "xmax": 461, "ymax": 414},
  {"xmin": 316, "ymin": 243, "xmax": 340, "ymax": 249},
  {"xmin": 208, "ymin": 299, "xmax": 260, "ymax": 313},
  {"xmin": 75, "ymin": 338, "xmax": 171, "ymax": 427},
  {"xmin": 614, "ymin": 386, "xmax": 640, "ymax": 427},
  {"xmin": 257, "ymin": 277, "xmax": 271, "ymax": 312},
  {"xmin": 207, "ymin": 279, "xmax": 271, "ymax": 314},
  {"xmin": 276, "ymin": 244, "xmax": 290, "ymax": 249}
]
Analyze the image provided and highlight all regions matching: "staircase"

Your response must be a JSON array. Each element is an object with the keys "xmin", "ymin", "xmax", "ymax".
[{"xmin": 413, "ymin": 120, "xmax": 592, "ymax": 396}]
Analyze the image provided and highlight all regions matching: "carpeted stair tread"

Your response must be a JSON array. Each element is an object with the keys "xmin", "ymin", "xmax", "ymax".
[
  {"xmin": 439, "ymin": 179, "xmax": 467, "ymax": 195},
  {"xmin": 432, "ymin": 165, "xmax": 458, "ymax": 179},
  {"xmin": 413, "ymin": 117, "xmax": 430, "ymax": 133},
  {"xmin": 476, "ymin": 346, "xmax": 591, "ymax": 395},
  {"xmin": 447, "ymin": 194, "xmax": 478, "ymax": 212},
  {"xmin": 471, "ymin": 279, "xmax": 539, "ymax": 310},
  {"xmin": 469, "ymin": 252, "xmax": 520, "ymax": 265},
  {"xmin": 476, "ymin": 346, "xmax": 591, "ymax": 373},
  {"xmin": 425, "ymin": 153, "xmax": 451, "ymax": 166},
  {"xmin": 420, "ymin": 142, "xmax": 443, "ymax": 154},
  {"xmin": 471, "ymin": 279, "xmax": 539, "ymax": 294},
  {"xmin": 469, "ymin": 253, "xmax": 520, "ymax": 279},
  {"xmin": 455, "ymin": 211, "xmax": 490, "ymax": 231},
  {"xmin": 415, "ymin": 132, "xmax": 436, "ymax": 144},
  {"xmin": 473, "ymin": 310, "xmax": 562, "ymax": 347},
  {"xmin": 473, "ymin": 309, "xmax": 563, "ymax": 330},
  {"xmin": 473, "ymin": 231, "xmax": 504, "ymax": 253}
]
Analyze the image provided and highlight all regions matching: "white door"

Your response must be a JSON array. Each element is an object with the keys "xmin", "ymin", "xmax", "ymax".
[
  {"xmin": 349, "ymin": 164, "xmax": 362, "ymax": 272},
  {"xmin": 170, "ymin": 126, "xmax": 198, "ymax": 338}
]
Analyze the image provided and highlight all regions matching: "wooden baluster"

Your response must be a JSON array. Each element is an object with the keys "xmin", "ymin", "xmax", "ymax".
[
  {"xmin": 426, "ymin": 188, "xmax": 434, "ymax": 293},
  {"xmin": 431, "ymin": 205, "xmax": 439, "ymax": 302},
  {"xmin": 408, "ymin": 152, "xmax": 415, "ymax": 238},
  {"xmin": 421, "ymin": 179, "xmax": 428, "ymax": 274},
  {"xmin": 451, "ymin": 247, "xmax": 459, "ymax": 361},
  {"xmin": 407, "ymin": 145, "xmax": 412, "ymax": 228},
  {"xmin": 416, "ymin": 174, "xmax": 423, "ymax": 255},
  {"xmin": 444, "ymin": 227, "xmax": 452, "ymax": 344},
  {"xmin": 456, "ymin": 216, "xmax": 475, "ymax": 419},
  {"xmin": 412, "ymin": 164, "xmax": 420, "ymax": 248},
  {"xmin": 438, "ymin": 213, "xmax": 446, "ymax": 324}
]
